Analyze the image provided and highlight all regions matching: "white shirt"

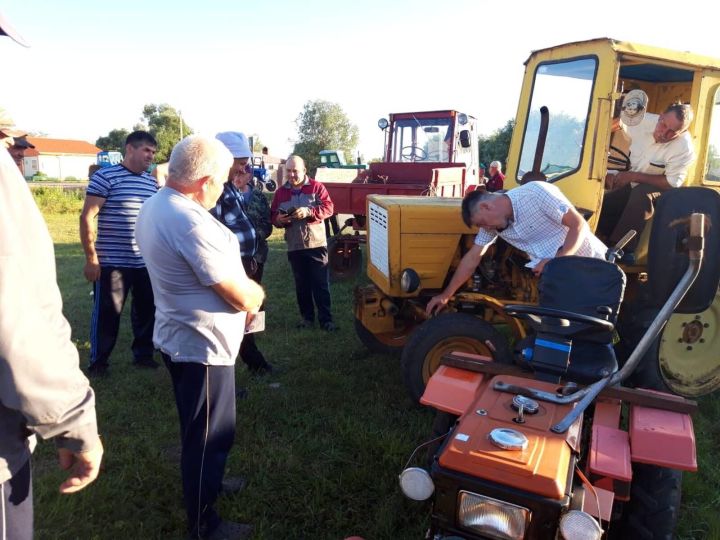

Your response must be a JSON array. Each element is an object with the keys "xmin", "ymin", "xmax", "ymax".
[
  {"xmin": 627, "ymin": 113, "xmax": 694, "ymax": 188},
  {"xmin": 474, "ymin": 182, "xmax": 608, "ymax": 268},
  {"xmin": 136, "ymin": 188, "xmax": 248, "ymax": 366}
]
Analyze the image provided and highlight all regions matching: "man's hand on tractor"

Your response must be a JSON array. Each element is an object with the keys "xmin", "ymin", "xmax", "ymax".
[
  {"xmin": 533, "ymin": 258, "xmax": 550, "ymax": 276},
  {"xmin": 275, "ymin": 213, "xmax": 292, "ymax": 226},
  {"xmin": 426, "ymin": 293, "xmax": 450, "ymax": 315},
  {"xmin": 83, "ymin": 257, "xmax": 101, "ymax": 282}
]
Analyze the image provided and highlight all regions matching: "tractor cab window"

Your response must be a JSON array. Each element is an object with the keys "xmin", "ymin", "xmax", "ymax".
[
  {"xmin": 391, "ymin": 117, "xmax": 452, "ymax": 162},
  {"xmin": 705, "ymin": 86, "xmax": 720, "ymax": 183},
  {"xmin": 518, "ymin": 57, "xmax": 597, "ymax": 182}
]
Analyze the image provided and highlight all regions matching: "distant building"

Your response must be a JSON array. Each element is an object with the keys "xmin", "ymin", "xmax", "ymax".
[{"xmin": 23, "ymin": 137, "xmax": 100, "ymax": 180}]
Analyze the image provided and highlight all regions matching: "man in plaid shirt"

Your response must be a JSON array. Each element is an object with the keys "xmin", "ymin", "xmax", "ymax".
[{"xmin": 426, "ymin": 181, "xmax": 607, "ymax": 314}]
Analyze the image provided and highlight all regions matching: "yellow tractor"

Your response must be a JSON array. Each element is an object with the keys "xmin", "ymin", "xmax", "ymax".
[{"xmin": 354, "ymin": 38, "xmax": 720, "ymax": 403}]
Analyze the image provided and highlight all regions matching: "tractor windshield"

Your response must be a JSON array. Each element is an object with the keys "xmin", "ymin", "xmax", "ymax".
[
  {"xmin": 391, "ymin": 117, "xmax": 453, "ymax": 162},
  {"xmin": 518, "ymin": 57, "xmax": 597, "ymax": 182}
]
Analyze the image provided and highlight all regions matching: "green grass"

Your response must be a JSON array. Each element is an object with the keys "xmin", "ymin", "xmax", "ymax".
[{"xmin": 29, "ymin": 189, "xmax": 720, "ymax": 539}]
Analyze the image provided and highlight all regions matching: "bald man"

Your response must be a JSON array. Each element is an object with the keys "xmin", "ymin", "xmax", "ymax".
[{"xmin": 270, "ymin": 155, "xmax": 337, "ymax": 331}]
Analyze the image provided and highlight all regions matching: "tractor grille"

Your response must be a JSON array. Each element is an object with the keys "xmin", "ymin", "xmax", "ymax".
[{"xmin": 369, "ymin": 202, "xmax": 389, "ymax": 278}]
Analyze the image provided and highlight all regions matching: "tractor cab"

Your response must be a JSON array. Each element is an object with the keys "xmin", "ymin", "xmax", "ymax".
[{"xmin": 96, "ymin": 150, "xmax": 122, "ymax": 168}]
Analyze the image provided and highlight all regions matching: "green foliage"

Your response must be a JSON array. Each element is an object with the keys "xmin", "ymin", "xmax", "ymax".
[
  {"xmin": 95, "ymin": 128, "xmax": 129, "ymax": 153},
  {"xmin": 141, "ymin": 104, "xmax": 194, "ymax": 163},
  {"xmin": 479, "ymin": 119, "xmax": 514, "ymax": 170},
  {"xmin": 249, "ymin": 133, "xmax": 265, "ymax": 153},
  {"xmin": 31, "ymin": 187, "xmax": 84, "ymax": 214},
  {"xmin": 292, "ymin": 100, "xmax": 360, "ymax": 175}
]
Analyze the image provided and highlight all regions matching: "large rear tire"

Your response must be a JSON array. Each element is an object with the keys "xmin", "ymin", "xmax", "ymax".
[
  {"xmin": 614, "ymin": 464, "xmax": 682, "ymax": 540},
  {"xmin": 400, "ymin": 312, "xmax": 511, "ymax": 403}
]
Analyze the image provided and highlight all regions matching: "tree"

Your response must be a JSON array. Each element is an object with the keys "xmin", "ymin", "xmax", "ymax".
[
  {"xmin": 292, "ymin": 100, "xmax": 360, "ymax": 175},
  {"xmin": 479, "ymin": 119, "xmax": 514, "ymax": 171},
  {"xmin": 96, "ymin": 128, "xmax": 129, "ymax": 153},
  {"xmin": 248, "ymin": 133, "xmax": 265, "ymax": 153},
  {"xmin": 141, "ymin": 104, "xmax": 193, "ymax": 163}
]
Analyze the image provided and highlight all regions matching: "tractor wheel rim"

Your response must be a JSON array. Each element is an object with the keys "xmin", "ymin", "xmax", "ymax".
[{"xmin": 423, "ymin": 337, "xmax": 492, "ymax": 383}]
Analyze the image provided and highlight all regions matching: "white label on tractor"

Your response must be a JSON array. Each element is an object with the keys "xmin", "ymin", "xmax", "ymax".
[
  {"xmin": 369, "ymin": 203, "xmax": 389, "ymax": 278},
  {"xmin": 455, "ymin": 433, "xmax": 470, "ymax": 442}
]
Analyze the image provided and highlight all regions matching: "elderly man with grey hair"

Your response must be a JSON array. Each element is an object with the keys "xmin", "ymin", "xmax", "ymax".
[
  {"xmin": 136, "ymin": 135, "xmax": 265, "ymax": 540},
  {"xmin": 486, "ymin": 160, "xmax": 505, "ymax": 192}
]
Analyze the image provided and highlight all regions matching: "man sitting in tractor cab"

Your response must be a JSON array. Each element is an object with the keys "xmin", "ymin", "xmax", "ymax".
[
  {"xmin": 426, "ymin": 182, "xmax": 607, "ymax": 314},
  {"xmin": 598, "ymin": 102, "xmax": 695, "ymax": 261}
]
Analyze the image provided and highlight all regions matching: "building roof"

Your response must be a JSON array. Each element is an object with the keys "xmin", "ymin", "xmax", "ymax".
[{"xmin": 24, "ymin": 137, "xmax": 100, "ymax": 157}]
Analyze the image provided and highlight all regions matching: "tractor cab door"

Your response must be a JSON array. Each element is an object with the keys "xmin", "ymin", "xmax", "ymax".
[{"xmin": 505, "ymin": 42, "xmax": 617, "ymax": 228}]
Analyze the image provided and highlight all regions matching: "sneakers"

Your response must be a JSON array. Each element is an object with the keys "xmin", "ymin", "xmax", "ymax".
[
  {"xmin": 87, "ymin": 362, "xmax": 109, "ymax": 377},
  {"xmin": 196, "ymin": 520, "xmax": 253, "ymax": 540},
  {"xmin": 320, "ymin": 321, "xmax": 339, "ymax": 332},
  {"xmin": 220, "ymin": 476, "xmax": 247, "ymax": 496},
  {"xmin": 296, "ymin": 319, "xmax": 314, "ymax": 329},
  {"xmin": 247, "ymin": 361, "xmax": 274, "ymax": 376},
  {"xmin": 133, "ymin": 357, "xmax": 160, "ymax": 369}
]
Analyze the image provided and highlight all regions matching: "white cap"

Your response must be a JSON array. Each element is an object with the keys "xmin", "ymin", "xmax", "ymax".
[
  {"xmin": 0, "ymin": 10, "xmax": 29, "ymax": 47},
  {"xmin": 215, "ymin": 131, "xmax": 251, "ymax": 159},
  {"xmin": 620, "ymin": 89, "xmax": 648, "ymax": 127}
]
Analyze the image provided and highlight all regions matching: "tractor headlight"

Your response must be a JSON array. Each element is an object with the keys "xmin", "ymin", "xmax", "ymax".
[
  {"xmin": 457, "ymin": 491, "xmax": 530, "ymax": 540},
  {"xmin": 400, "ymin": 268, "xmax": 420, "ymax": 293},
  {"xmin": 559, "ymin": 510, "xmax": 603, "ymax": 540},
  {"xmin": 378, "ymin": 117, "xmax": 389, "ymax": 130},
  {"xmin": 399, "ymin": 467, "xmax": 435, "ymax": 501},
  {"xmin": 458, "ymin": 113, "xmax": 469, "ymax": 125}
]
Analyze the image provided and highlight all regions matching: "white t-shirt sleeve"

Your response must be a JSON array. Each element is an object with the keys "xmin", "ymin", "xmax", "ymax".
[
  {"xmin": 178, "ymin": 221, "xmax": 243, "ymax": 287},
  {"xmin": 664, "ymin": 139, "xmax": 695, "ymax": 188}
]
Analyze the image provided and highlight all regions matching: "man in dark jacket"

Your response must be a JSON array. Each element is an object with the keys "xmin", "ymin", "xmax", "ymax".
[{"xmin": 270, "ymin": 155, "xmax": 337, "ymax": 331}]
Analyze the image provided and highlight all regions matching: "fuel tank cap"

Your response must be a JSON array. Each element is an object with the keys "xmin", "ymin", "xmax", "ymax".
[
  {"xmin": 488, "ymin": 428, "xmax": 528, "ymax": 451},
  {"xmin": 512, "ymin": 395, "xmax": 540, "ymax": 414}
]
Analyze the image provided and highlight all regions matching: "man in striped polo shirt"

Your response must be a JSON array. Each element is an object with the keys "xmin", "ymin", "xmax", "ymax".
[{"xmin": 80, "ymin": 131, "xmax": 159, "ymax": 376}]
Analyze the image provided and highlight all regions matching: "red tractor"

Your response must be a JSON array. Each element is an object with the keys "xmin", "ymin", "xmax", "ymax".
[
  {"xmin": 399, "ymin": 187, "xmax": 720, "ymax": 539},
  {"xmin": 321, "ymin": 110, "xmax": 482, "ymax": 280}
]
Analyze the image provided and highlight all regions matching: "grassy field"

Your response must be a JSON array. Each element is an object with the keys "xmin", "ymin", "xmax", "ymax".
[{"xmin": 30, "ymin": 190, "xmax": 720, "ymax": 539}]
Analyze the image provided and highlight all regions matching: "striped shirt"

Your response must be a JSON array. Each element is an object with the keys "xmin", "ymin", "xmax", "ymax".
[
  {"xmin": 87, "ymin": 164, "xmax": 158, "ymax": 267},
  {"xmin": 474, "ymin": 182, "xmax": 607, "ymax": 268}
]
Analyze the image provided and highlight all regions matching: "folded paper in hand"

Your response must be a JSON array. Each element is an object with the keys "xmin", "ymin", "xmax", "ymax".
[{"xmin": 245, "ymin": 311, "xmax": 265, "ymax": 334}]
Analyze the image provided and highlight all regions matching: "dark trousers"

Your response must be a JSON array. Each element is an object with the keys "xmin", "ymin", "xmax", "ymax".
[
  {"xmin": 0, "ymin": 459, "xmax": 33, "ymax": 540},
  {"xmin": 239, "ymin": 259, "xmax": 266, "ymax": 370},
  {"xmin": 287, "ymin": 247, "xmax": 333, "ymax": 325},
  {"xmin": 597, "ymin": 184, "xmax": 663, "ymax": 251},
  {"xmin": 89, "ymin": 266, "xmax": 155, "ymax": 366},
  {"xmin": 162, "ymin": 354, "xmax": 236, "ymax": 538}
]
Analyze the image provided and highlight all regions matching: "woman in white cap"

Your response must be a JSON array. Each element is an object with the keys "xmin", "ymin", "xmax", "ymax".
[{"xmin": 212, "ymin": 131, "xmax": 274, "ymax": 375}]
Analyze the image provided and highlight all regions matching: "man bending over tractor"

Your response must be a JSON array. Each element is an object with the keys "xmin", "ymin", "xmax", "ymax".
[{"xmin": 426, "ymin": 182, "xmax": 607, "ymax": 315}]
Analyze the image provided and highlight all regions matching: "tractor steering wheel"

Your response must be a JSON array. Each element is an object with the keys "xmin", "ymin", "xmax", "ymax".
[{"xmin": 401, "ymin": 145, "xmax": 428, "ymax": 162}]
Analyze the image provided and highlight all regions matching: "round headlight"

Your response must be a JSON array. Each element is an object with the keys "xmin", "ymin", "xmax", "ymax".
[
  {"xmin": 559, "ymin": 510, "xmax": 603, "ymax": 540},
  {"xmin": 458, "ymin": 113, "xmax": 468, "ymax": 125},
  {"xmin": 401, "ymin": 268, "xmax": 420, "ymax": 293},
  {"xmin": 399, "ymin": 467, "xmax": 434, "ymax": 501},
  {"xmin": 378, "ymin": 117, "xmax": 389, "ymax": 130}
]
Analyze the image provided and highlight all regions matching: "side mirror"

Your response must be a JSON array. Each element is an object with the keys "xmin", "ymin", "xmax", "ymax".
[{"xmin": 459, "ymin": 130, "xmax": 471, "ymax": 148}]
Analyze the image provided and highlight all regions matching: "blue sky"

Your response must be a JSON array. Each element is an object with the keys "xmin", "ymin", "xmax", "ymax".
[{"xmin": 1, "ymin": 0, "xmax": 717, "ymax": 160}]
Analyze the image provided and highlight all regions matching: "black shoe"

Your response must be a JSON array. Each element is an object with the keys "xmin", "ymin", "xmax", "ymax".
[
  {"xmin": 296, "ymin": 319, "xmax": 313, "ymax": 329},
  {"xmin": 248, "ymin": 363, "xmax": 274, "ymax": 376},
  {"xmin": 133, "ymin": 357, "xmax": 160, "ymax": 369},
  {"xmin": 195, "ymin": 520, "xmax": 253, "ymax": 540},
  {"xmin": 320, "ymin": 321, "xmax": 339, "ymax": 332},
  {"xmin": 220, "ymin": 476, "xmax": 247, "ymax": 496},
  {"xmin": 87, "ymin": 362, "xmax": 109, "ymax": 377}
]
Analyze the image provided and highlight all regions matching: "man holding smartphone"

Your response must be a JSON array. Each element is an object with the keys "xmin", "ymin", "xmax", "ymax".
[{"xmin": 270, "ymin": 155, "xmax": 337, "ymax": 331}]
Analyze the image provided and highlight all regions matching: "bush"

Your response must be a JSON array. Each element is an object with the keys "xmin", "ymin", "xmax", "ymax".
[
  {"xmin": 63, "ymin": 176, "xmax": 81, "ymax": 182},
  {"xmin": 31, "ymin": 187, "xmax": 85, "ymax": 214}
]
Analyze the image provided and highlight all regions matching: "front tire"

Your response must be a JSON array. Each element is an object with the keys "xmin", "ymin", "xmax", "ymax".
[
  {"xmin": 614, "ymin": 464, "xmax": 682, "ymax": 539},
  {"xmin": 400, "ymin": 312, "xmax": 511, "ymax": 403}
]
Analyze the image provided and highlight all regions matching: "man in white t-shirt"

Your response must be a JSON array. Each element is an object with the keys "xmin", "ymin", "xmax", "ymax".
[
  {"xmin": 136, "ymin": 135, "xmax": 264, "ymax": 540},
  {"xmin": 598, "ymin": 103, "xmax": 695, "ymax": 254},
  {"xmin": 426, "ymin": 182, "xmax": 607, "ymax": 314}
]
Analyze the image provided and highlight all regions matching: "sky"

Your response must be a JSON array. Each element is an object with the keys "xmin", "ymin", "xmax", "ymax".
[{"xmin": 1, "ymin": 0, "xmax": 717, "ymax": 161}]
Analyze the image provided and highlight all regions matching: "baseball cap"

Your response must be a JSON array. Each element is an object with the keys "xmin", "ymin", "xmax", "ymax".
[
  {"xmin": 13, "ymin": 136, "xmax": 35, "ymax": 149},
  {"xmin": 215, "ymin": 131, "xmax": 252, "ymax": 159},
  {"xmin": 0, "ymin": 10, "xmax": 29, "ymax": 47},
  {"xmin": 0, "ymin": 107, "xmax": 27, "ymax": 138},
  {"xmin": 620, "ymin": 89, "xmax": 648, "ymax": 127}
]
